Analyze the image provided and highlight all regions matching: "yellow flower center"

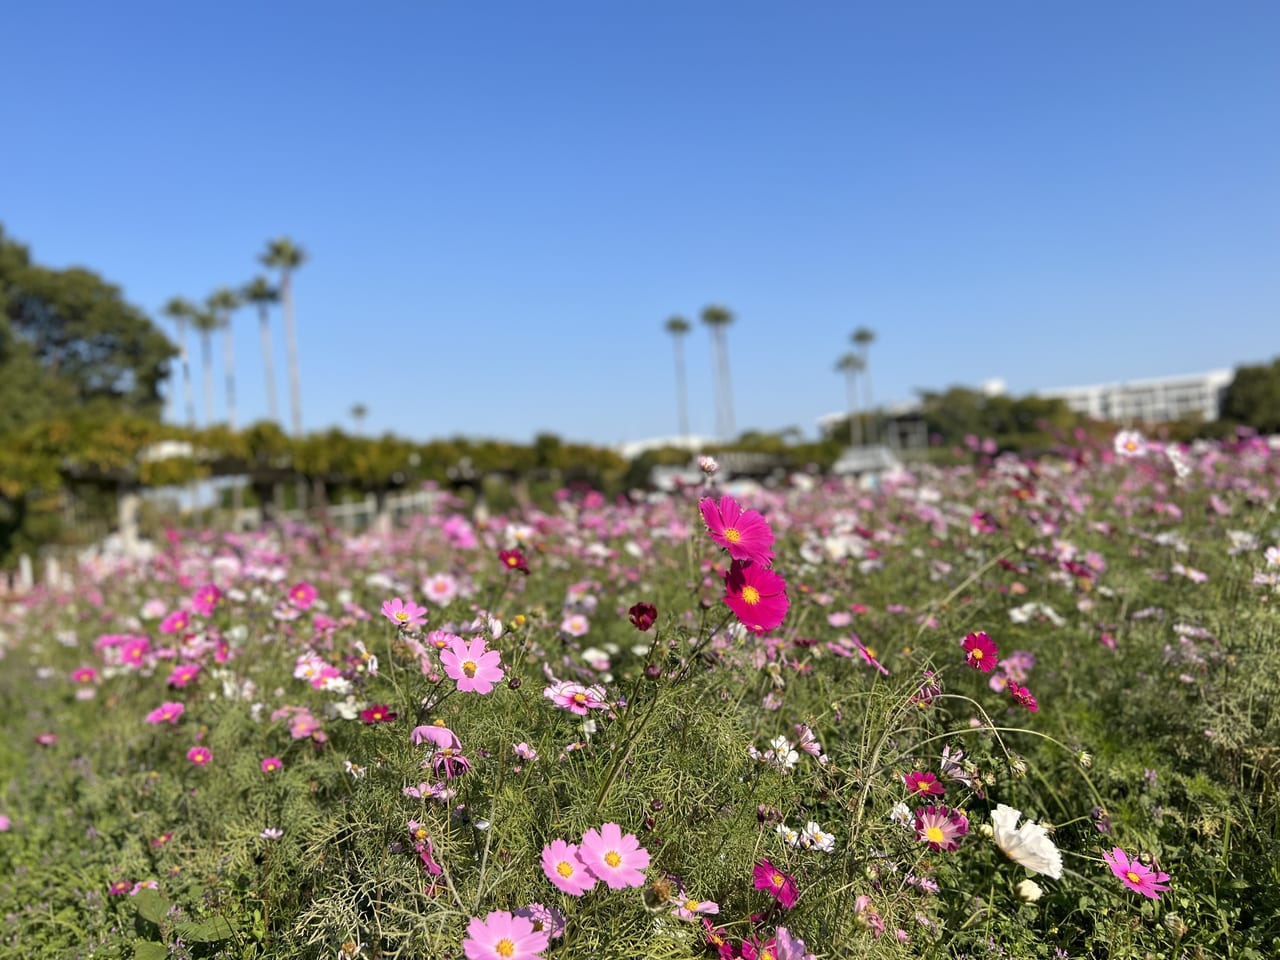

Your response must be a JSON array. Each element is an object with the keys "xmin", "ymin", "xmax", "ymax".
[
  {"xmin": 925, "ymin": 826, "xmax": 945, "ymax": 844},
  {"xmin": 414, "ymin": 828, "xmax": 427, "ymax": 840},
  {"xmin": 395, "ymin": 611, "xmax": 409, "ymax": 622},
  {"xmin": 723, "ymin": 527, "xmax": 742, "ymax": 543},
  {"xmin": 741, "ymin": 586, "xmax": 761, "ymax": 605},
  {"xmin": 495, "ymin": 938, "xmax": 515, "ymax": 958},
  {"xmin": 685, "ymin": 899, "xmax": 698, "ymax": 911},
  {"xmin": 771, "ymin": 872, "xmax": 785, "ymax": 888},
  {"xmin": 605, "ymin": 850, "xmax": 622, "ymax": 868},
  {"xmin": 556, "ymin": 861, "xmax": 574, "ymax": 878},
  {"xmin": 573, "ymin": 692, "xmax": 588, "ymax": 704},
  {"xmin": 761, "ymin": 951, "xmax": 776, "ymax": 960},
  {"xmin": 972, "ymin": 648, "xmax": 984, "ymax": 660},
  {"xmin": 462, "ymin": 660, "xmax": 477, "ymax": 678},
  {"xmin": 1126, "ymin": 870, "xmax": 1141, "ymax": 884}
]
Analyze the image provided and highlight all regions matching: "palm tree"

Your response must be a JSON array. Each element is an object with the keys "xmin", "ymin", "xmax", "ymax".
[
  {"xmin": 259, "ymin": 238, "xmax": 307, "ymax": 437},
  {"xmin": 190, "ymin": 307, "xmax": 221, "ymax": 426},
  {"xmin": 350, "ymin": 402, "xmax": 368, "ymax": 435},
  {"xmin": 162, "ymin": 297, "xmax": 197, "ymax": 427},
  {"xmin": 852, "ymin": 326, "xmax": 877, "ymax": 443},
  {"xmin": 242, "ymin": 276, "xmax": 280, "ymax": 424},
  {"xmin": 701, "ymin": 304, "xmax": 736, "ymax": 440},
  {"xmin": 664, "ymin": 315, "xmax": 691, "ymax": 438},
  {"xmin": 836, "ymin": 352, "xmax": 865, "ymax": 447},
  {"xmin": 208, "ymin": 287, "xmax": 241, "ymax": 430}
]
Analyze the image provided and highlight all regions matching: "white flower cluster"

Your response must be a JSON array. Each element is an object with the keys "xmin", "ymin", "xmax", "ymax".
[{"xmin": 776, "ymin": 820, "xmax": 836, "ymax": 853}]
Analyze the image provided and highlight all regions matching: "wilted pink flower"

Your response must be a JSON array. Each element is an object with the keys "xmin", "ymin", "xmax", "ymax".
[{"xmin": 412, "ymin": 723, "xmax": 461, "ymax": 750}]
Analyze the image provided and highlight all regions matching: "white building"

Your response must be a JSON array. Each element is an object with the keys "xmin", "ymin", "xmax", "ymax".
[{"xmin": 1037, "ymin": 369, "xmax": 1233, "ymax": 425}]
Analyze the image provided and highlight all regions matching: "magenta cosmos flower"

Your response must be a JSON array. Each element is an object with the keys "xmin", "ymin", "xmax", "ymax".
[
  {"xmin": 186, "ymin": 746, "xmax": 213, "ymax": 766},
  {"xmin": 1103, "ymin": 846, "xmax": 1171, "ymax": 899},
  {"xmin": 914, "ymin": 805, "xmax": 969, "ymax": 852},
  {"xmin": 753, "ymin": 859, "xmax": 799, "ymax": 908},
  {"xmin": 903, "ymin": 771, "xmax": 945, "ymax": 797},
  {"xmin": 260, "ymin": 756, "xmax": 283, "ymax": 773},
  {"xmin": 462, "ymin": 909, "xmax": 550, "ymax": 960},
  {"xmin": 578, "ymin": 823, "xmax": 650, "ymax": 890},
  {"xmin": 146, "ymin": 702, "xmax": 185, "ymax": 725},
  {"xmin": 723, "ymin": 561, "xmax": 789, "ymax": 635},
  {"xmin": 288, "ymin": 582, "xmax": 317, "ymax": 609},
  {"xmin": 699, "ymin": 495, "xmax": 775, "ymax": 566},
  {"xmin": 360, "ymin": 704, "xmax": 398, "ymax": 724},
  {"xmin": 158, "ymin": 609, "xmax": 190, "ymax": 635},
  {"xmin": 541, "ymin": 839, "xmax": 596, "ymax": 896},
  {"xmin": 439, "ymin": 637, "xmax": 505, "ymax": 694},
  {"xmin": 962, "ymin": 631, "xmax": 999, "ymax": 673},
  {"xmin": 1008, "ymin": 684, "xmax": 1039, "ymax": 712},
  {"xmin": 381, "ymin": 597, "xmax": 428, "ymax": 629},
  {"xmin": 544, "ymin": 681, "xmax": 608, "ymax": 715}
]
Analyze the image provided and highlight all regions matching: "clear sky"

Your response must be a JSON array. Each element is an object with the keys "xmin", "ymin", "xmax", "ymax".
[{"xmin": 2, "ymin": 2, "xmax": 1277, "ymax": 445}]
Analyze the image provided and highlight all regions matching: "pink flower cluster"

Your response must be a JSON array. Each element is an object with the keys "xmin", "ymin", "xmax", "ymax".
[
  {"xmin": 700, "ymin": 496, "xmax": 790, "ymax": 635},
  {"xmin": 541, "ymin": 823, "xmax": 650, "ymax": 896}
]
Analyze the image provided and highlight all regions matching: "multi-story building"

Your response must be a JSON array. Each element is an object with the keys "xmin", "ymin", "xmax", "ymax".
[{"xmin": 1037, "ymin": 369, "xmax": 1234, "ymax": 425}]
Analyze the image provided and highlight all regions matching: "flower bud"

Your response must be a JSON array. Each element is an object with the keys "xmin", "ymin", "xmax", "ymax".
[{"xmin": 1015, "ymin": 879, "xmax": 1043, "ymax": 902}]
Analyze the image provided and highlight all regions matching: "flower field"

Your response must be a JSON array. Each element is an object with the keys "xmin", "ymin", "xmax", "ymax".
[{"xmin": 2, "ymin": 437, "xmax": 1279, "ymax": 959}]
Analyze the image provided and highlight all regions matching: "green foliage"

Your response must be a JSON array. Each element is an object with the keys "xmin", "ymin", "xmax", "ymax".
[
  {"xmin": 1222, "ymin": 357, "xmax": 1280, "ymax": 433},
  {"xmin": 918, "ymin": 385, "xmax": 1081, "ymax": 450}
]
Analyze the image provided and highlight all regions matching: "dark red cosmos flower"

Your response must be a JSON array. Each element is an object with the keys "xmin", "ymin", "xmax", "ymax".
[
  {"xmin": 628, "ymin": 602, "xmax": 658, "ymax": 631},
  {"xmin": 498, "ymin": 548, "xmax": 530, "ymax": 574},
  {"xmin": 360, "ymin": 704, "xmax": 397, "ymax": 724}
]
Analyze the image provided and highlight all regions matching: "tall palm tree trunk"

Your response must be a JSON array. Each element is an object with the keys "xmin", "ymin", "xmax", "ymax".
[
  {"xmin": 281, "ymin": 271, "xmax": 303, "ymax": 437},
  {"xmin": 846, "ymin": 370, "xmax": 861, "ymax": 446},
  {"xmin": 717, "ymin": 328, "xmax": 736, "ymax": 440},
  {"xmin": 200, "ymin": 332, "xmax": 215, "ymax": 426},
  {"xmin": 223, "ymin": 324, "xmax": 237, "ymax": 430},
  {"xmin": 257, "ymin": 304, "xmax": 279, "ymax": 423},
  {"xmin": 178, "ymin": 321, "xmax": 196, "ymax": 427},
  {"xmin": 860, "ymin": 352, "xmax": 874, "ymax": 444},
  {"xmin": 673, "ymin": 335, "xmax": 689, "ymax": 438}
]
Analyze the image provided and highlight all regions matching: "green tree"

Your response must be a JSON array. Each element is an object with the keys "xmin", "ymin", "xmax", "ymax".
[
  {"xmin": 852, "ymin": 326, "xmax": 877, "ymax": 441},
  {"xmin": 241, "ymin": 277, "xmax": 280, "ymax": 424},
  {"xmin": 1222, "ymin": 359, "xmax": 1280, "ymax": 434},
  {"xmin": 259, "ymin": 238, "xmax": 307, "ymax": 437},
  {"xmin": 0, "ymin": 224, "xmax": 175, "ymax": 427}
]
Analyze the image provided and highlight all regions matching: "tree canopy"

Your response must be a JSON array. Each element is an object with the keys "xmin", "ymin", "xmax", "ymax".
[{"xmin": 1222, "ymin": 359, "xmax": 1280, "ymax": 434}]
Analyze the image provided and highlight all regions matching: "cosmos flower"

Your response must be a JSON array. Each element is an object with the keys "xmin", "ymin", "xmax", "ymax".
[
  {"xmin": 186, "ymin": 746, "xmax": 212, "ymax": 766},
  {"xmin": 903, "ymin": 771, "xmax": 946, "ymax": 797},
  {"xmin": 462, "ymin": 910, "xmax": 550, "ymax": 960},
  {"xmin": 498, "ymin": 549, "xmax": 530, "ymax": 575},
  {"xmin": 990, "ymin": 804, "xmax": 1062, "ymax": 879},
  {"xmin": 752, "ymin": 858, "xmax": 799, "ymax": 908},
  {"xmin": 541, "ymin": 839, "xmax": 596, "ymax": 897},
  {"xmin": 699, "ymin": 495, "xmax": 775, "ymax": 566},
  {"xmin": 628, "ymin": 602, "xmax": 658, "ymax": 631},
  {"xmin": 962, "ymin": 631, "xmax": 999, "ymax": 673},
  {"xmin": 381, "ymin": 597, "xmax": 428, "ymax": 629},
  {"xmin": 439, "ymin": 637, "xmax": 505, "ymax": 694},
  {"xmin": 1103, "ymin": 846, "xmax": 1171, "ymax": 899},
  {"xmin": 914, "ymin": 805, "xmax": 969, "ymax": 852},
  {"xmin": 578, "ymin": 823, "xmax": 650, "ymax": 890},
  {"xmin": 723, "ymin": 560, "xmax": 789, "ymax": 635}
]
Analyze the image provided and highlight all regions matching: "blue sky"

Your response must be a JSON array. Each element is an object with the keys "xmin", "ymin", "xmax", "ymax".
[{"xmin": 2, "ymin": 2, "xmax": 1277, "ymax": 445}]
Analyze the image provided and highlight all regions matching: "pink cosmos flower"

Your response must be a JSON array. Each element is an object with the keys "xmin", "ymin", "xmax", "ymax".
[
  {"xmin": 191, "ymin": 583, "xmax": 221, "ymax": 616},
  {"xmin": 578, "ymin": 823, "xmax": 650, "ymax": 890},
  {"xmin": 288, "ymin": 582, "xmax": 318, "ymax": 610},
  {"xmin": 289, "ymin": 712, "xmax": 319, "ymax": 740},
  {"xmin": 159, "ymin": 610, "xmax": 190, "ymax": 635},
  {"xmin": 774, "ymin": 927, "xmax": 816, "ymax": 960},
  {"xmin": 70, "ymin": 666, "xmax": 99, "ymax": 685},
  {"xmin": 422, "ymin": 573, "xmax": 459, "ymax": 606},
  {"xmin": 260, "ymin": 757, "xmax": 283, "ymax": 773},
  {"xmin": 381, "ymin": 597, "xmax": 428, "ymax": 629},
  {"xmin": 498, "ymin": 548, "xmax": 530, "ymax": 574},
  {"xmin": 1009, "ymin": 684, "xmax": 1039, "ymax": 712},
  {"xmin": 752, "ymin": 858, "xmax": 799, "ymax": 908},
  {"xmin": 541, "ymin": 838, "xmax": 596, "ymax": 896},
  {"xmin": 962, "ymin": 631, "xmax": 999, "ymax": 673},
  {"xmin": 412, "ymin": 723, "xmax": 462, "ymax": 750},
  {"xmin": 186, "ymin": 746, "xmax": 212, "ymax": 766},
  {"xmin": 431, "ymin": 747, "xmax": 473, "ymax": 779},
  {"xmin": 672, "ymin": 895, "xmax": 719, "ymax": 920},
  {"xmin": 1103, "ymin": 846, "xmax": 1171, "ymax": 899},
  {"xmin": 723, "ymin": 560, "xmax": 789, "ymax": 636},
  {"xmin": 146, "ymin": 702, "xmax": 185, "ymax": 725},
  {"xmin": 544, "ymin": 681, "xmax": 608, "ymax": 715},
  {"xmin": 166, "ymin": 663, "xmax": 201, "ymax": 688},
  {"xmin": 699, "ymin": 496, "xmax": 775, "ymax": 566},
  {"xmin": 440, "ymin": 637, "xmax": 505, "ymax": 694},
  {"xmin": 914, "ymin": 805, "xmax": 969, "ymax": 852},
  {"xmin": 903, "ymin": 771, "xmax": 945, "ymax": 797},
  {"xmin": 560, "ymin": 613, "xmax": 590, "ymax": 637},
  {"xmin": 463, "ymin": 910, "xmax": 550, "ymax": 960}
]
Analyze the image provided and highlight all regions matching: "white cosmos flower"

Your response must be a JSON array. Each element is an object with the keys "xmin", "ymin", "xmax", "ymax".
[{"xmin": 991, "ymin": 804, "xmax": 1062, "ymax": 879}]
